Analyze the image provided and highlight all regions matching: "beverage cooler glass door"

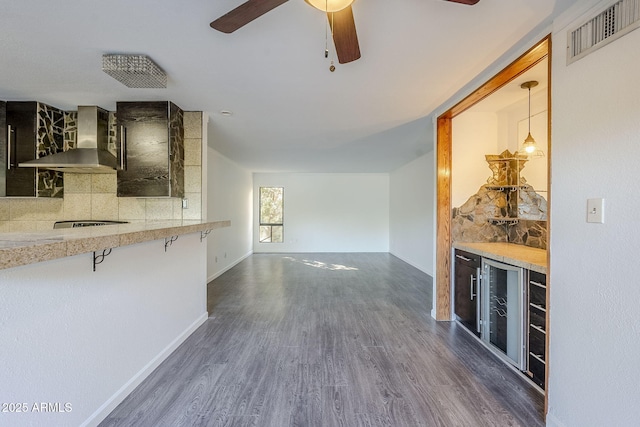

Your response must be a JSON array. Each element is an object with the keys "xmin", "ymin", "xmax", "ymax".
[{"xmin": 481, "ymin": 258, "xmax": 526, "ymax": 370}]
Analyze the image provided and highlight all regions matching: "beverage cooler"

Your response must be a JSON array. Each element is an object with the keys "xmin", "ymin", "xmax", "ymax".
[{"xmin": 480, "ymin": 258, "xmax": 527, "ymax": 370}]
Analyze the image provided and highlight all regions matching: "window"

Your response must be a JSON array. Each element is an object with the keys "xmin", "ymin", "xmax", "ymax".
[{"xmin": 259, "ymin": 187, "xmax": 284, "ymax": 243}]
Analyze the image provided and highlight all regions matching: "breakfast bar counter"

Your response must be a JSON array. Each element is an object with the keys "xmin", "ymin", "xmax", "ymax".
[{"xmin": 0, "ymin": 219, "xmax": 231, "ymax": 271}]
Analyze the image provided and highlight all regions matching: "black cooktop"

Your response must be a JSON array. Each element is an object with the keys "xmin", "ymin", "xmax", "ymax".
[{"xmin": 53, "ymin": 220, "xmax": 129, "ymax": 229}]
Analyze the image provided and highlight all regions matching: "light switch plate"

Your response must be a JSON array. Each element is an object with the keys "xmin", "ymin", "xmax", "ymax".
[
  {"xmin": 182, "ymin": 198, "xmax": 189, "ymax": 209},
  {"xmin": 587, "ymin": 198, "xmax": 604, "ymax": 223}
]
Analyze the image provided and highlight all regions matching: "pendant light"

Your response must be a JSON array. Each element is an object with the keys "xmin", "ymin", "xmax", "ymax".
[{"xmin": 518, "ymin": 80, "xmax": 544, "ymax": 158}]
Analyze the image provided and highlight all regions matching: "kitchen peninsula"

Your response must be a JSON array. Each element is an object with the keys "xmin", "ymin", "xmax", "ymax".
[
  {"xmin": 0, "ymin": 219, "xmax": 230, "ymax": 427},
  {"xmin": 0, "ymin": 219, "xmax": 230, "ymax": 270}
]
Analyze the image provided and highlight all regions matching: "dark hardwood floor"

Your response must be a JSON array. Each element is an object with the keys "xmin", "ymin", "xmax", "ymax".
[{"xmin": 100, "ymin": 253, "xmax": 544, "ymax": 427}]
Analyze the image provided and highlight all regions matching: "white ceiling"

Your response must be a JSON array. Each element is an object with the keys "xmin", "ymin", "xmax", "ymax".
[{"xmin": 0, "ymin": 0, "xmax": 578, "ymax": 173}]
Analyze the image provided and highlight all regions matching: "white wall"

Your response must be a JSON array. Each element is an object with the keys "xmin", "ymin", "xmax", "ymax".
[
  {"xmin": 389, "ymin": 153, "xmax": 435, "ymax": 275},
  {"xmin": 547, "ymin": 2, "xmax": 640, "ymax": 426},
  {"xmin": 207, "ymin": 148, "xmax": 253, "ymax": 281},
  {"xmin": 253, "ymin": 173, "xmax": 389, "ymax": 253},
  {"xmin": 451, "ymin": 112, "xmax": 499, "ymax": 207},
  {"xmin": 497, "ymin": 90, "xmax": 549, "ymax": 194},
  {"xmin": 0, "ymin": 234, "xmax": 207, "ymax": 427}
]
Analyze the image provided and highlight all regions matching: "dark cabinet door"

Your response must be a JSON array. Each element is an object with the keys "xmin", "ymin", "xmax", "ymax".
[
  {"xmin": 6, "ymin": 102, "xmax": 37, "ymax": 196},
  {"xmin": 116, "ymin": 101, "xmax": 183, "ymax": 198},
  {"xmin": 527, "ymin": 270, "xmax": 547, "ymax": 390},
  {"xmin": 0, "ymin": 101, "xmax": 6, "ymax": 196},
  {"xmin": 5, "ymin": 102, "xmax": 64, "ymax": 198},
  {"xmin": 454, "ymin": 250, "xmax": 481, "ymax": 336}
]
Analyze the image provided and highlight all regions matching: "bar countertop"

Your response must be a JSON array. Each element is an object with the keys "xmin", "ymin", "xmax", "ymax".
[
  {"xmin": 0, "ymin": 219, "xmax": 231, "ymax": 271},
  {"xmin": 453, "ymin": 241, "xmax": 547, "ymax": 274}
]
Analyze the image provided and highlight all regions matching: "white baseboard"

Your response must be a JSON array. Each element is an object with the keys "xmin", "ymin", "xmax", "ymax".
[
  {"xmin": 82, "ymin": 312, "xmax": 209, "ymax": 427},
  {"xmin": 207, "ymin": 250, "xmax": 253, "ymax": 283},
  {"xmin": 389, "ymin": 252, "xmax": 437, "ymax": 319},
  {"xmin": 545, "ymin": 413, "xmax": 567, "ymax": 427},
  {"xmin": 389, "ymin": 251, "xmax": 432, "ymax": 277}
]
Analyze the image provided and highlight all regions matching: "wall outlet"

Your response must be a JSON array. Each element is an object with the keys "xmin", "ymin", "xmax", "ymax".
[
  {"xmin": 587, "ymin": 198, "xmax": 604, "ymax": 223},
  {"xmin": 182, "ymin": 198, "xmax": 189, "ymax": 209}
]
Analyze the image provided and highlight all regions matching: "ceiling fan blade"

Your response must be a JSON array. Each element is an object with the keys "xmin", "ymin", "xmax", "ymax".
[
  {"xmin": 328, "ymin": 6, "xmax": 361, "ymax": 64},
  {"xmin": 210, "ymin": 0, "xmax": 289, "ymax": 33},
  {"xmin": 444, "ymin": 0, "xmax": 480, "ymax": 5}
]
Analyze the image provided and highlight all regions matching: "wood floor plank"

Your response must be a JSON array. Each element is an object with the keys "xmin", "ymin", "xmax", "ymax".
[
  {"xmin": 100, "ymin": 253, "xmax": 544, "ymax": 427},
  {"xmin": 321, "ymin": 386, "xmax": 351, "ymax": 426}
]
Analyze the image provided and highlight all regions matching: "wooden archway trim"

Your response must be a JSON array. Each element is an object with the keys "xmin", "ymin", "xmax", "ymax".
[{"xmin": 434, "ymin": 35, "xmax": 550, "ymax": 321}]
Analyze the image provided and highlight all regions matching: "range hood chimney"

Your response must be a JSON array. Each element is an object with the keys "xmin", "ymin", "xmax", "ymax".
[{"xmin": 19, "ymin": 106, "xmax": 118, "ymax": 173}]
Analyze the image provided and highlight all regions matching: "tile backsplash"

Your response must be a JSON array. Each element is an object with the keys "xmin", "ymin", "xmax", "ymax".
[{"xmin": 0, "ymin": 111, "xmax": 203, "ymax": 233}]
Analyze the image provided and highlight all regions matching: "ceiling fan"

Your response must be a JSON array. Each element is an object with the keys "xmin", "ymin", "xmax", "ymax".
[{"xmin": 210, "ymin": 0, "xmax": 480, "ymax": 64}]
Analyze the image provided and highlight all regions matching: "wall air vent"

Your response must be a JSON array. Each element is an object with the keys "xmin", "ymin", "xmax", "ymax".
[{"xmin": 567, "ymin": 0, "xmax": 640, "ymax": 64}]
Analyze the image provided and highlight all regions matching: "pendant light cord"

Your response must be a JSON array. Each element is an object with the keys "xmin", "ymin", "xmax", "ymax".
[
  {"xmin": 323, "ymin": 1, "xmax": 336, "ymax": 71},
  {"xmin": 528, "ymin": 86, "xmax": 532, "ymax": 134},
  {"xmin": 325, "ymin": 0, "xmax": 328, "ymax": 57}
]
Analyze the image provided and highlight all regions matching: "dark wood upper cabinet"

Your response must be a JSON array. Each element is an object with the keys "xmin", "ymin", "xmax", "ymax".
[
  {"xmin": 3, "ymin": 101, "xmax": 64, "ymax": 198},
  {"xmin": 116, "ymin": 101, "xmax": 184, "ymax": 198}
]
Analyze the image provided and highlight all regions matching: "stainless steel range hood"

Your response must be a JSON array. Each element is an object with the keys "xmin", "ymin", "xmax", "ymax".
[{"xmin": 19, "ymin": 105, "xmax": 118, "ymax": 173}]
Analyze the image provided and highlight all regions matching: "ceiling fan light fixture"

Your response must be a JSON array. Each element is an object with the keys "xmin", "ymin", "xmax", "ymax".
[{"xmin": 306, "ymin": 0, "xmax": 354, "ymax": 13}]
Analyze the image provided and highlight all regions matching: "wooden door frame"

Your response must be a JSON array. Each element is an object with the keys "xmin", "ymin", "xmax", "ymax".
[{"xmin": 435, "ymin": 35, "xmax": 551, "ymax": 321}]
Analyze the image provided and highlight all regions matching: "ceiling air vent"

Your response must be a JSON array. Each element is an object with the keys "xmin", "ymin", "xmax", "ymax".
[{"xmin": 567, "ymin": 0, "xmax": 640, "ymax": 64}]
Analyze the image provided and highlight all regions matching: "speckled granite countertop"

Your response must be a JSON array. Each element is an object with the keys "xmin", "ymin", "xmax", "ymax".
[
  {"xmin": 453, "ymin": 242, "xmax": 547, "ymax": 274},
  {"xmin": 0, "ymin": 220, "xmax": 231, "ymax": 271}
]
